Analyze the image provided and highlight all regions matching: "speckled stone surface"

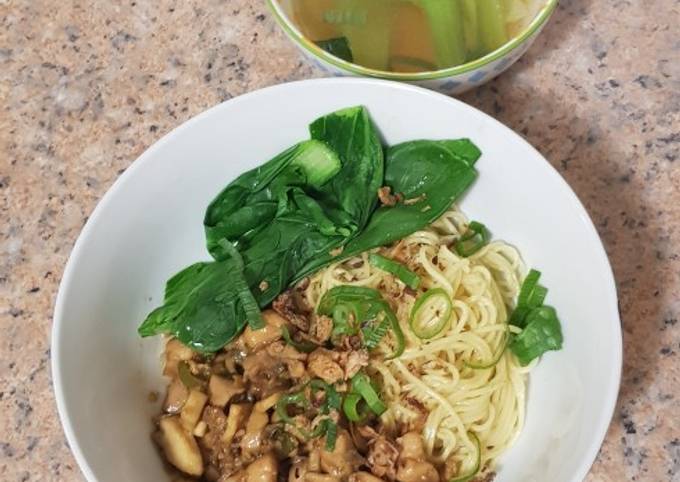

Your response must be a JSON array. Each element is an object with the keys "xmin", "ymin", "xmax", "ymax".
[{"xmin": 0, "ymin": 0, "xmax": 678, "ymax": 481}]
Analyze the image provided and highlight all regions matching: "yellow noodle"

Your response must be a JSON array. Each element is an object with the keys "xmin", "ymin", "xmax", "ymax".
[{"xmin": 304, "ymin": 206, "xmax": 529, "ymax": 477}]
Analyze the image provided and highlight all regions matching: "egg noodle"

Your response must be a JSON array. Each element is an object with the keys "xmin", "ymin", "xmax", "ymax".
[{"xmin": 303, "ymin": 207, "xmax": 535, "ymax": 477}]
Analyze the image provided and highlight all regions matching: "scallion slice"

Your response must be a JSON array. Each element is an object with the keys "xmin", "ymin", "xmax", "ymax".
[
  {"xmin": 351, "ymin": 373, "xmax": 387, "ymax": 416},
  {"xmin": 410, "ymin": 288, "xmax": 452, "ymax": 339},
  {"xmin": 454, "ymin": 221, "xmax": 490, "ymax": 257},
  {"xmin": 464, "ymin": 330, "xmax": 508, "ymax": 369},
  {"xmin": 369, "ymin": 253, "xmax": 421, "ymax": 289},
  {"xmin": 343, "ymin": 392, "xmax": 371, "ymax": 422}
]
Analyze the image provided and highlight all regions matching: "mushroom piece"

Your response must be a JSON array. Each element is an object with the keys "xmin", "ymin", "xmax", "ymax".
[
  {"xmin": 164, "ymin": 378, "xmax": 189, "ymax": 414},
  {"xmin": 209, "ymin": 375, "xmax": 245, "ymax": 408},
  {"xmin": 319, "ymin": 430, "xmax": 363, "ymax": 478},
  {"xmin": 245, "ymin": 452, "xmax": 278, "ymax": 482},
  {"xmin": 349, "ymin": 472, "xmax": 385, "ymax": 482},
  {"xmin": 158, "ymin": 416, "xmax": 204, "ymax": 477},
  {"xmin": 180, "ymin": 389, "xmax": 208, "ymax": 431}
]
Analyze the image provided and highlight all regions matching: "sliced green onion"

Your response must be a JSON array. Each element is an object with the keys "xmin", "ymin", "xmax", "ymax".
[
  {"xmin": 178, "ymin": 361, "xmax": 203, "ymax": 389},
  {"xmin": 384, "ymin": 308, "xmax": 405, "ymax": 359},
  {"xmin": 218, "ymin": 240, "xmax": 264, "ymax": 330},
  {"xmin": 527, "ymin": 284, "xmax": 548, "ymax": 308},
  {"xmin": 343, "ymin": 392, "xmax": 371, "ymax": 422},
  {"xmin": 324, "ymin": 419, "xmax": 338, "ymax": 451},
  {"xmin": 281, "ymin": 326, "xmax": 317, "ymax": 353},
  {"xmin": 362, "ymin": 316, "xmax": 389, "ymax": 350},
  {"xmin": 454, "ymin": 221, "xmax": 490, "ymax": 257},
  {"xmin": 517, "ymin": 269, "xmax": 541, "ymax": 306},
  {"xmin": 410, "ymin": 288, "xmax": 452, "ymax": 339},
  {"xmin": 351, "ymin": 373, "xmax": 387, "ymax": 416},
  {"xmin": 368, "ymin": 253, "xmax": 421, "ymax": 289},
  {"xmin": 275, "ymin": 392, "xmax": 308, "ymax": 425},
  {"xmin": 309, "ymin": 379, "xmax": 341, "ymax": 414},
  {"xmin": 510, "ymin": 269, "xmax": 546, "ymax": 328},
  {"xmin": 449, "ymin": 431, "xmax": 481, "ymax": 482},
  {"xmin": 464, "ymin": 331, "xmax": 508, "ymax": 369}
]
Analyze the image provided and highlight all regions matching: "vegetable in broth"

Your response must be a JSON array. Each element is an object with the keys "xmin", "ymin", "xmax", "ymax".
[{"xmin": 280, "ymin": 0, "xmax": 546, "ymax": 72}]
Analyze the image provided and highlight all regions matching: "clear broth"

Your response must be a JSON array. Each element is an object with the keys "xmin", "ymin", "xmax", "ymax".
[{"xmin": 279, "ymin": 0, "xmax": 546, "ymax": 73}]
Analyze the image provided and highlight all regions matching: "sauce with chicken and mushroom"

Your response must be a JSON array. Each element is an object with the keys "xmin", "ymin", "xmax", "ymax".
[{"xmin": 153, "ymin": 291, "xmax": 493, "ymax": 482}]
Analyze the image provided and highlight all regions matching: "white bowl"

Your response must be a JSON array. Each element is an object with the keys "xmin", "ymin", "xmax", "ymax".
[{"xmin": 52, "ymin": 78, "xmax": 621, "ymax": 482}]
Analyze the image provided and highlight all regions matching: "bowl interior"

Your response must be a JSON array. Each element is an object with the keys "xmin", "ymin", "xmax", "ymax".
[
  {"xmin": 53, "ymin": 78, "xmax": 621, "ymax": 482},
  {"xmin": 268, "ymin": 0, "xmax": 559, "ymax": 80}
]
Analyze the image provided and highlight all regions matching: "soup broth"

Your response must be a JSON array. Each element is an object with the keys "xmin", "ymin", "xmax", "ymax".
[{"xmin": 279, "ymin": 0, "xmax": 546, "ymax": 72}]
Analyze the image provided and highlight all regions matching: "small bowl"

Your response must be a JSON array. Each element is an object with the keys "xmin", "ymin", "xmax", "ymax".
[{"xmin": 268, "ymin": 0, "xmax": 558, "ymax": 94}]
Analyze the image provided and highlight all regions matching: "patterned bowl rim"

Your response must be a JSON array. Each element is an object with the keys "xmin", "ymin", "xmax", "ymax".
[{"xmin": 267, "ymin": 0, "xmax": 559, "ymax": 81}]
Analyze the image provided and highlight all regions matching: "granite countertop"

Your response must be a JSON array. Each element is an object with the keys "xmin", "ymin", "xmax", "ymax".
[{"xmin": 1, "ymin": 0, "xmax": 678, "ymax": 481}]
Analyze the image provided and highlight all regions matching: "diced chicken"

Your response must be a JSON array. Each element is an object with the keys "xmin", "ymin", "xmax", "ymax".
[
  {"xmin": 396, "ymin": 460, "xmax": 438, "ymax": 482},
  {"xmin": 397, "ymin": 432, "xmax": 426, "ymax": 461},
  {"xmin": 342, "ymin": 349, "xmax": 369, "ymax": 379},
  {"xmin": 266, "ymin": 342, "xmax": 307, "ymax": 361},
  {"xmin": 309, "ymin": 315, "xmax": 333, "ymax": 344},
  {"xmin": 241, "ymin": 313, "xmax": 286, "ymax": 351},
  {"xmin": 209, "ymin": 375, "xmax": 245, "ymax": 408},
  {"xmin": 366, "ymin": 431, "xmax": 399, "ymax": 480},
  {"xmin": 319, "ymin": 430, "xmax": 364, "ymax": 478},
  {"xmin": 245, "ymin": 453, "xmax": 278, "ymax": 482},
  {"xmin": 307, "ymin": 348, "xmax": 344, "ymax": 384},
  {"xmin": 181, "ymin": 389, "xmax": 208, "ymax": 431},
  {"xmin": 222, "ymin": 403, "xmax": 252, "ymax": 445},
  {"xmin": 164, "ymin": 378, "xmax": 189, "ymax": 414},
  {"xmin": 158, "ymin": 416, "xmax": 204, "ymax": 477},
  {"xmin": 200, "ymin": 406, "xmax": 228, "ymax": 451}
]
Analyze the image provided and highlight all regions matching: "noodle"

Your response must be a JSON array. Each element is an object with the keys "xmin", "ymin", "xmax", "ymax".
[{"xmin": 303, "ymin": 206, "xmax": 529, "ymax": 477}]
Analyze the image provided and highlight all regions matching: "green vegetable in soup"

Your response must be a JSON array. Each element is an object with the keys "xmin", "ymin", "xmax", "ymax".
[
  {"xmin": 316, "ymin": 37, "xmax": 354, "ymax": 63},
  {"xmin": 138, "ymin": 106, "xmax": 480, "ymax": 352}
]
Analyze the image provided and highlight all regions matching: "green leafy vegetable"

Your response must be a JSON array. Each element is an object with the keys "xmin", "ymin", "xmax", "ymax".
[
  {"xmin": 508, "ymin": 269, "xmax": 564, "ymax": 365},
  {"xmin": 413, "ymin": 0, "xmax": 466, "ymax": 69},
  {"xmin": 509, "ymin": 306, "xmax": 563, "ymax": 366},
  {"xmin": 139, "ymin": 106, "xmax": 481, "ymax": 352},
  {"xmin": 369, "ymin": 253, "xmax": 420, "ymax": 289},
  {"xmin": 477, "ymin": 0, "xmax": 509, "ymax": 53},
  {"xmin": 315, "ymin": 37, "xmax": 354, "ymax": 63},
  {"xmin": 302, "ymin": 139, "xmax": 480, "ymax": 271},
  {"xmin": 138, "ymin": 260, "xmax": 247, "ymax": 352}
]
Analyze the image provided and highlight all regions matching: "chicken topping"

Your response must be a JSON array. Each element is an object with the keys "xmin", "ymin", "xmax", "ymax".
[{"xmin": 307, "ymin": 348, "xmax": 345, "ymax": 384}]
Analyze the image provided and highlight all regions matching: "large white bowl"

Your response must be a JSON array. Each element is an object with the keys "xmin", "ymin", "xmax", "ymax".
[{"xmin": 52, "ymin": 78, "xmax": 621, "ymax": 482}]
